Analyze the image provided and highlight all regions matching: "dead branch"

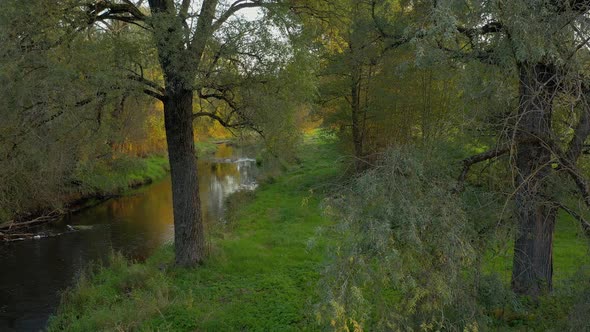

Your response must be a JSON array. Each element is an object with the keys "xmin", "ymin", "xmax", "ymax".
[{"xmin": 0, "ymin": 210, "xmax": 62, "ymax": 232}]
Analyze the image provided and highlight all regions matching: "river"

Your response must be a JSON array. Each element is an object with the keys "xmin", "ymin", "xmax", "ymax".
[{"xmin": 0, "ymin": 144, "xmax": 258, "ymax": 331}]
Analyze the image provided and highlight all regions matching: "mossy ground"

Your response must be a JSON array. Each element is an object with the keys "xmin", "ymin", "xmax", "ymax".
[{"xmin": 48, "ymin": 135, "xmax": 341, "ymax": 331}]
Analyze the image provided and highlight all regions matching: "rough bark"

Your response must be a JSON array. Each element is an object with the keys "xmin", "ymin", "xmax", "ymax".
[
  {"xmin": 511, "ymin": 63, "xmax": 558, "ymax": 297},
  {"xmin": 163, "ymin": 87, "xmax": 205, "ymax": 266},
  {"xmin": 148, "ymin": 0, "xmax": 209, "ymax": 266}
]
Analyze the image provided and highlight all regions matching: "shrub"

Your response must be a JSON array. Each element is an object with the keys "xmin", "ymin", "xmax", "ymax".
[{"xmin": 317, "ymin": 146, "xmax": 481, "ymax": 331}]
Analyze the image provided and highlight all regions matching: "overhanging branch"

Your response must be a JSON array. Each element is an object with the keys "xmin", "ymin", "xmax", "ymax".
[
  {"xmin": 212, "ymin": 0, "xmax": 270, "ymax": 32},
  {"xmin": 126, "ymin": 72, "xmax": 165, "ymax": 94},
  {"xmin": 455, "ymin": 142, "xmax": 513, "ymax": 193},
  {"xmin": 555, "ymin": 201, "xmax": 590, "ymax": 236}
]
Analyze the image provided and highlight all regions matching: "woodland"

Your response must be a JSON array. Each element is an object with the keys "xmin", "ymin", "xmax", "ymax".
[{"xmin": 1, "ymin": 0, "xmax": 590, "ymax": 330}]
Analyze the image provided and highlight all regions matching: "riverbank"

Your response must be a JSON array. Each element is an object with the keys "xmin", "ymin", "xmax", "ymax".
[
  {"xmin": 0, "ymin": 141, "xmax": 228, "ymax": 241},
  {"xmin": 0, "ymin": 155, "xmax": 171, "ymax": 241},
  {"xmin": 48, "ymin": 136, "xmax": 341, "ymax": 331}
]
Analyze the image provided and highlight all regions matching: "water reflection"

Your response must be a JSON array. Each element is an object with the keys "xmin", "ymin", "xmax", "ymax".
[{"xmin": 0, "ymin": 144, "xmax": 257, "ymax": 331}]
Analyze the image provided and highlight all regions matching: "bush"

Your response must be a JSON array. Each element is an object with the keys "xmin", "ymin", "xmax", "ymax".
[{"xmin": 317, "ymin": 146, "xmax": 481, "ymax": 331}]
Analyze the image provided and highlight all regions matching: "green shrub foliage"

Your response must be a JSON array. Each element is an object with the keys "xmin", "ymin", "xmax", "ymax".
[{"xmin": 319, "ymin": 147, "xmax": 481, "ymax": 331}]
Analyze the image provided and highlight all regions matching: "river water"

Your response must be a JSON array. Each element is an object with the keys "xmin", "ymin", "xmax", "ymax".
[{"xmin": 0, "ymin": 144, "xmax": 258, "ymax": 331}]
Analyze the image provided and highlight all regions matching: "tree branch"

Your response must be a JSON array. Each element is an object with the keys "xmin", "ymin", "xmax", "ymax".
[
  {"xmin": 143, "ymin": 89, "xmax": 166, "ymax": 101},
  {"xmin": 192, "ymin": 111, "xmax": 246, "ymax": 128},
  {"xmin": 455, "ymin": 142, "xmax": 513, "ymax": 192},
  {"xmin": 456, "ymin": 22, "xmax": 503, "ymax": 39},
  {"xmin": 565, "ymin": 86, "xmax": 590, "ymax": 161},
  {"xmin": 211, "ymin": 0, "xmax": 270, "ymax": 32},
  {"xmin": 554, "ymin": 201, "xmax": 590, "ymax": 236},
  {"xmin": 86, "ymin": 0, "xmax": 147, "ymax": 22},
  {"xmin": 126, "ymin": 72, "xmax": 165, "ymax": 94}
]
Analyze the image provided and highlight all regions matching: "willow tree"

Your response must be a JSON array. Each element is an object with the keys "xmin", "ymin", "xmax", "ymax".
[
  {"xmin": 0, "ymin": 0, "xmax": 158, "ymax": 221},
  {"xmin": 440, "ymin": 0, "xmax": 590, "ymax": 297},
  {"xmin": 81, "ymin": 0, "xmax": 297, "ymax": 266}
]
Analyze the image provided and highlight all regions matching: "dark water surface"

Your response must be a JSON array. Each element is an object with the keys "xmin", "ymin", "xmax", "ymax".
[{"xmin": 0, "ymin": 144, "xmax": 258, "ymax": 331}]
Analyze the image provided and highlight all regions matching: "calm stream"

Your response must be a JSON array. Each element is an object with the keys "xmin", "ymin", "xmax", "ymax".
[{"xmin": 0, "ymin": 144, "xmax": 258, "ymax": 331}]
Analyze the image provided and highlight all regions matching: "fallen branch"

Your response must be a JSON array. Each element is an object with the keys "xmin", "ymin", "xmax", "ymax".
[{"xmin": 0, "ymin": 210, "xmax": 62, "ymax": 232}]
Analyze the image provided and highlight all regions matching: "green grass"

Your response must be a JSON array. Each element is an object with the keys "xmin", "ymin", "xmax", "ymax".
[
  {"xmin": 73, "ymin": 155, "xmax": 170, "ymax": 197},
  {"xmin": 480, "ymin": 212, "xmax": 590, "ymax": 329},
  {"xmin": 485, "ymin": 211, "xmax": 590, "ymax": 285},
  {"xmin": 49, "ymin": 136, "xmax": 341, "ymax": 332}
]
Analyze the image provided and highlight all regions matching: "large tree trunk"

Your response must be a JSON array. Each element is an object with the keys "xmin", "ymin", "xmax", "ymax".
[
  {"xmin": 147, "ymin": 0, "xmax": 211, "ymax": 267},
  {"xmin": 163, "ymin": 87, "xmax": 205, "ymax": 266},
  {"xmin": 511, "ymin": 63, "xmax": 558, "ymax": 297}
]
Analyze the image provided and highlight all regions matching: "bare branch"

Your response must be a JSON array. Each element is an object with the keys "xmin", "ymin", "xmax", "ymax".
[
  {"xmin": 545, "ymin": 139, "xmax": 590, "ymax": 207},
  {"xmin": 143, "ymin": 89, "xmax": 166, "ymax": 101},
  {"xmin": 85, "ymin": 0, "xmax": 149, "ymax": 28},
  {"xmin": 565, "ymin": 86, "xmax": 590, "ymax": 161},
  {"xmin": 193, "ymin": 111, "xmax": 246, "ymax": 128}
]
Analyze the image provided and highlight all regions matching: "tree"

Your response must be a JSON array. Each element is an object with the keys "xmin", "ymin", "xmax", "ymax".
[
  {"xmin": 0, "ymin": 0, "xmax": 159, "ymax": 222},
  {"xmin": 441, "ymin": 0, "xmax": 590, "ymax": 297},
  {"xmin": 80, "ymin": 0, "xmax": 306, "ymax": 266}
]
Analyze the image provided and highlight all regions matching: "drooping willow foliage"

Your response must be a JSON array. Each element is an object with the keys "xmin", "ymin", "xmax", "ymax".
[{"xmin": 317, "ymin": 147, "xmax": 484, "ymax": 330}]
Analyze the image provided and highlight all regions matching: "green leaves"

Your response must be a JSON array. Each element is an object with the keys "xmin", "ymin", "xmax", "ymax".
[{"xmin": 319, "ymin": 147, "xmax": 480, "ymax": 330}]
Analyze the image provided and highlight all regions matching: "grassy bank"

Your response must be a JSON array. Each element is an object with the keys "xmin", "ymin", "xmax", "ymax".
[
  {"xmin": 73, "ymin": 155, "xmax": 170, "ymax": 199},
  {"xmin": 195, "ymin": 140, "xmax": 221, "ymax": 157},
  {"xmin": 0, "ymin": 154, "xmax": 171, "ymax": 237},
  {"xmin": 0, "ymin": 138, "xmax": 223, "ymax": 225},
  {"xmin": 485, "ymin": 212, "xmax": 590, "ymax": 283},
  {"xmin": 48, "ymin": 136, "xmax": 341, "ymax": 331}
]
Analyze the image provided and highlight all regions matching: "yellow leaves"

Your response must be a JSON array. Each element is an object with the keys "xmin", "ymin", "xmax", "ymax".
[{"xmin": 329, "ymin": 317, "xmax": 364, "ymax": 332}]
